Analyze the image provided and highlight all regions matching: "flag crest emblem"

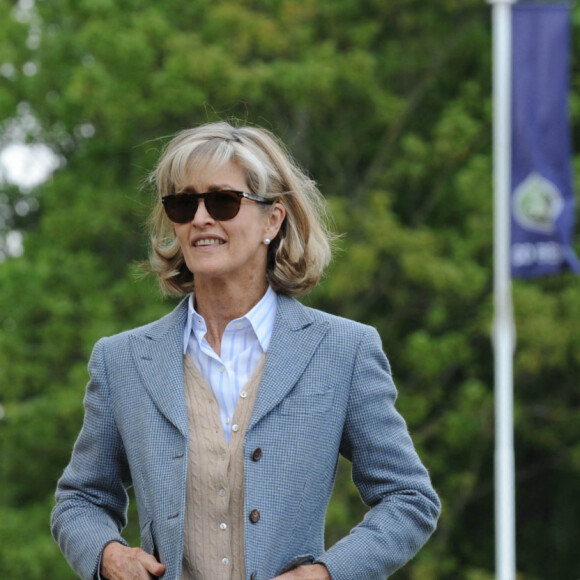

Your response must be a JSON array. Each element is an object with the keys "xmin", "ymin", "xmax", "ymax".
[{"xmin": 512, "ymin": 173, "xmax": 564, "ymax": 234}]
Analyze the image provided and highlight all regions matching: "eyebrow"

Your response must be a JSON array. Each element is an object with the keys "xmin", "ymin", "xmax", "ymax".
[
  {"xmin": 207, "ymin": 184, "xmax": 238, "ymax": 192},
  {"xmin": 177, "ymin": 184, "xmax": 239, "ymax": 194}
]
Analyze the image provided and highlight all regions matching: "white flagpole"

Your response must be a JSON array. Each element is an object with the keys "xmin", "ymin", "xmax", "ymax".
[{"xmin": 488, "ymin": 1, "xmax": 517, "ymax": 579}]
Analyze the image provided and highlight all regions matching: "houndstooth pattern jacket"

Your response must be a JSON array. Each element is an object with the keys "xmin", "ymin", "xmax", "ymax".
[{"xmin": 51, "ymin": 295, "xmax": 440, "ymax": 580}]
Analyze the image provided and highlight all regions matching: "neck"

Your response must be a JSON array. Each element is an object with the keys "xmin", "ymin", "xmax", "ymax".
[{"xmin": 194, "ymin": 278, "xmax": 269, "ymax": 355}]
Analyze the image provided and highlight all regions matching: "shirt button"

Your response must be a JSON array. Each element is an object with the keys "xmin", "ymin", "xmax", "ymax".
[
  {"xmin": 252, "ymin": 448, "xmax": 263, "ymax": 462},
  {"xmin": 234, "ymin": 322, "xmax": 243, "ymax": 329},
  {"xmin": 219, "ymin": 366, "xmax": 226, "ymax": 373},
  {"xmin": 232, "ymin": 424, "xmax": 239, "ymax": 433},
  {"xmin": 249, "ymin": 509, "xmax": 260, "ymax": 524},
  {"xmin": 222, "ymin": 557, "xmax": 229, "ymax": 566},
  {"xmin": 240, "ymin": 391, "xmax": 248, "ymax": 399},
  {"xmin": 220, "ymin": 523, "xmax": 227, "ymax": 530},
  {"xmin": 226, "ymin": 417, "xmax": 231, "ymax": 424}
]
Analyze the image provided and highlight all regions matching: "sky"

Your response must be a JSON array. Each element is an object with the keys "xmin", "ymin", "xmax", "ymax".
[
  {"xmin": 0, "ymin": 143, "xmax": 59, "ymax": 260},
  {"xmin": 0, "ymin": 142, "xmax": 59, "ymax": 190}
]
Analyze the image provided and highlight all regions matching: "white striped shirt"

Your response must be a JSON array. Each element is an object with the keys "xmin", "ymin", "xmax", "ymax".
[{"xmin": 183, "ymin": 286, "xmax": 278, "ymax": 442}]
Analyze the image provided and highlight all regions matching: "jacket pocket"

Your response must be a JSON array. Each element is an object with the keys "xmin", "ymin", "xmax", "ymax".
[
  {"xmin": 279, "ymin": 389, "xmax": 333, "ymax": 416},
  {"xmin": 140, "ymin": 519, "xmax": 157, "ymax": 557}
]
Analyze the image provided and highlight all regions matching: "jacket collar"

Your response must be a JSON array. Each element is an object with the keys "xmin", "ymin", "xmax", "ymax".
[
  {"xmin": 128, "ymin": 295, "xmax": 329, "ymax": 436},
  {"xmin": 248, "ymin": 295, "xmax": 329, "ymax": 430},
  {"xmin": 129, "ymin": 298, "xmax": 189, "ymax": 436}
]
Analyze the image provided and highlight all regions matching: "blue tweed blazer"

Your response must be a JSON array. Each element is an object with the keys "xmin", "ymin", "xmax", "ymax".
[{"xmin": 52, "ymin": 295, "xmax": 440, "ymax": 580}]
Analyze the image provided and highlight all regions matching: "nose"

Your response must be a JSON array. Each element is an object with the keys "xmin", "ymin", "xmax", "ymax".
[{"xmin": 191, "ymin": 198, "xmax": 215, "ymax": 225}]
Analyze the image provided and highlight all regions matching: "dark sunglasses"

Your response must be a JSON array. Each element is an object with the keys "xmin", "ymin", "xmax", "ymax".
[{"xmin": 162, "ymin": 189, "xmax": 275, "ymax": 223}]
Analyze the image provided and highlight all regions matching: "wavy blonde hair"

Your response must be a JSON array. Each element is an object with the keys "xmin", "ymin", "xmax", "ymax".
[{"xmin": 147, "ymin": 121, "xmax": 333, "ymax": 297}]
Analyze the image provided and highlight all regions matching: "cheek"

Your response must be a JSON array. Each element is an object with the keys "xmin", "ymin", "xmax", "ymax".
[
  {"xmin": 174, "ymin": 224, "xmax": 189, "ymax": 246},
  {"xmin": 239, "ymin": 227, "xmax": 267, "ymax": 253}
]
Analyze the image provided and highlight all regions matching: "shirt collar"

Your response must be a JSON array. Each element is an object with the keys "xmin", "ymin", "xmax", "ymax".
[{"xmin": 183, "ymin": 286, "xmax": 278, "ymax": 355}]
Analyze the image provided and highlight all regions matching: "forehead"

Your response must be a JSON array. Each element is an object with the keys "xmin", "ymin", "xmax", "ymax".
[
  {"xmin": 167, "ymin": 138, "xmax": 248, "ymax": 188},
  {"xmin": 159, "ymin": 134, "xmax": 269, "ymax": 195},
  {"xmin": 177, "ymin": 159, "xmax": 249, "ymax": 192}
]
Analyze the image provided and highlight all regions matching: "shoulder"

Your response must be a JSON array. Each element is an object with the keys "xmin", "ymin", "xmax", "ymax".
[
  {"xmin": 278, "ymin": 295, "xmax": 380, "ymax": 343},
  {"xmin": 275, "ymin": 296, "xmax": 393, "ymax": 379},
  {"xmin": 97, "ymin": 297, "xmax": 188, "ymax": 348}
]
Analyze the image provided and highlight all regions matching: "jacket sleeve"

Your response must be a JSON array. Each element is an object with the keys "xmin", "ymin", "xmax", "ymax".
[
  {"xmin": 51, "ymin": 338, "xmax": 130, "ymax": 580},
  {"xmin": 316, "ymin": 326, "xmax": 441, "ymax": 579}
]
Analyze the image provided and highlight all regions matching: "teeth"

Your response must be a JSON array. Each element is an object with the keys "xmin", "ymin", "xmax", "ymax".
[{"xmin": 194, "ymin": 238, "xmax": 224, "ymax": 247}]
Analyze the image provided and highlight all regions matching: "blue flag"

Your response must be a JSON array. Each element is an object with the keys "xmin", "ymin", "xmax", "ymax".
[{"xmin": 511, "ymin": 2, "xmax": 580, "ymax": 277}]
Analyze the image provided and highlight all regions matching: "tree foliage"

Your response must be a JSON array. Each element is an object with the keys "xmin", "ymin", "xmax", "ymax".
[{"xmin": 1, "ymin": 0, "xmax": 580, "ymax": 578}]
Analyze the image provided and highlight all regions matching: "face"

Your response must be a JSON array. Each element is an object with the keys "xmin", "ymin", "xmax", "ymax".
[{"xmin": 173, "ymin": 160, "xmax": 285, "ymax": 291}]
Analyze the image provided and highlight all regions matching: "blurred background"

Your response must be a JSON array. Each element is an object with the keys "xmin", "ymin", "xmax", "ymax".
[{"xmin": 1, "ymin": 0, "xmax": 580, "ymax": 578}]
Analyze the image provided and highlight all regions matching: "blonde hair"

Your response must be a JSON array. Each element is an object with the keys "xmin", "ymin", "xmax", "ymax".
[{"xmin": 147, "ymin": 121, "xmax": 333, "ymax": 297}]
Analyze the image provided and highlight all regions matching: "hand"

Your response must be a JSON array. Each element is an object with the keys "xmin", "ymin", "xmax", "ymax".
[
  {"xmin": 101, "ymin": 542, "xmax": 167, "ymax": 579},
  {"xmin": 271, "ymin": 563, "xmax": 331, "ymax": 580}
]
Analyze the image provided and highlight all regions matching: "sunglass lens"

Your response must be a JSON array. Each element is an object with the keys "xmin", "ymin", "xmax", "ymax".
[
  {"xmin": 206, "ymin": 191, "xmax": 242, "ymax": 221},
  {"xmin": 163, "ymin": 195, "xmax": 198, "ymax": 223}
]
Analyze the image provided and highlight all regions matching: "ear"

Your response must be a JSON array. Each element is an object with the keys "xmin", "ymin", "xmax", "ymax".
[{"xmin": 264, "ymin": 202, "xmax": 286, "ymax": 240}]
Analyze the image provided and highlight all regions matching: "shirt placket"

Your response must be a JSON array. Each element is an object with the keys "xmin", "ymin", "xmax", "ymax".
[{"xmin": 214, "ymin": 443, "xmax": 232, "ymax": 577}]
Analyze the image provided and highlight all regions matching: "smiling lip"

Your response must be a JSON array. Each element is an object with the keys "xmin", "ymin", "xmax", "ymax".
[{"xmin": 192, "ymin": 237, "xmax": 226, "ymax": 247}]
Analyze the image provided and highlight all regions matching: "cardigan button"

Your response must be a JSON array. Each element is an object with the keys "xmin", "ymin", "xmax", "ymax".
[
  {"xmin": 251, "ymin": 448, "xmax": 263, "ymax": 462},
  {"xmin": 249, "ymin": 509, "xmax": 260, "ymax": 524}
]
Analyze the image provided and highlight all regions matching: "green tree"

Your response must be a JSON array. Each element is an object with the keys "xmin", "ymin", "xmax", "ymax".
[{"xmin": 1, "ymin": 0, "xmax": 580, "ymax": 578}]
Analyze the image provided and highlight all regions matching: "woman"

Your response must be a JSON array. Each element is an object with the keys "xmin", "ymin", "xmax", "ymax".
[{"xmin": 51, "ymin": 122, "xmax": 440, "ymax": 580}]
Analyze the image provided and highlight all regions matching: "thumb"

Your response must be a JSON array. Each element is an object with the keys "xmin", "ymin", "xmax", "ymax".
[{"xmin": 142, "ymin": 553, "xmax": 167, "ymax": 576}]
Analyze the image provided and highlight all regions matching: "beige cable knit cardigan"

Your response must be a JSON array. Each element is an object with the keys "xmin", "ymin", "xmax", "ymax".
[{"xmin": 181, "ymin": 354, "xmax": 265, "ymax": 580}]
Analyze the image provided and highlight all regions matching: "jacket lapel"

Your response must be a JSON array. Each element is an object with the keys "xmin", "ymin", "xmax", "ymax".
[
  {"xmin": 129, "ymin": 299, "xmax": 189, "ymax": 438},
  {"xmin": 249, "ymin": 296, "xmax": 329, "ymax": 430},
  {"xmin": 127, "ymin": 295, "xmax": 329, "ymax": 436}
]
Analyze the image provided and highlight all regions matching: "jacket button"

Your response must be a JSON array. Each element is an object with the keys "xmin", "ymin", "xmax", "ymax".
[
  {"xmin": 249, "ymin": 509, "xmax": 260, "ymax": 524},
  {"xmin": 251, "ymin": 448, "xmax": 263, "ymax": 462}
]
